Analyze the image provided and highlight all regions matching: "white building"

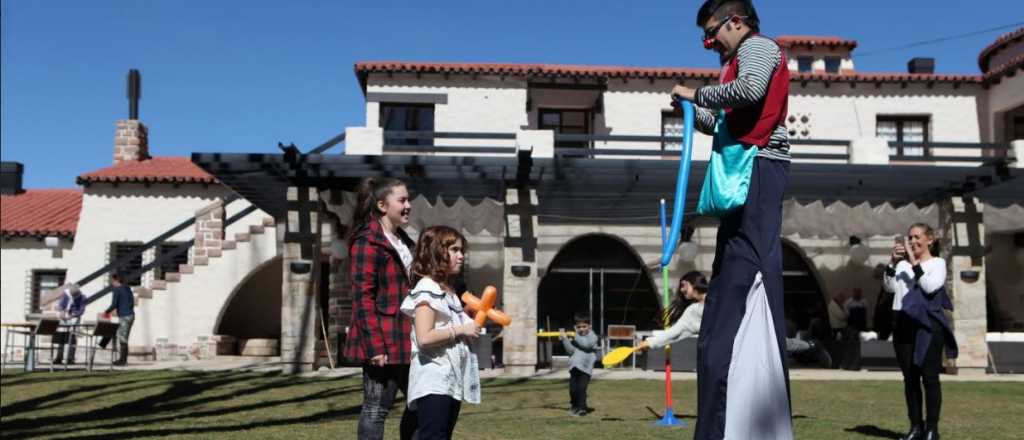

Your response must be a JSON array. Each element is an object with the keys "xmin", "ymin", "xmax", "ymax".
[{"xmin": 3, "ymin": 31, "xmax": 1022, "ymax": 373}]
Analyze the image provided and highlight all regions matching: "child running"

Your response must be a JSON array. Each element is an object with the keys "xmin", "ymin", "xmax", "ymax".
[{"xmin": 400, "ymin": 226, "xmax": 481, "ymax": 440}]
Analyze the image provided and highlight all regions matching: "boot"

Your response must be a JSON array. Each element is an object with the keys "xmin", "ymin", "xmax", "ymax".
[
  {"xmin": 923, "ymin": 429, "xmax": 939, "ymax": 440},
  {"xmin": 901, "ymin": 425, "xmax": 924, "ymax": 440},
  {"xmin": 113, "ymin": 343, "xmax": 129, "ymax": 366},
  {"xmin": 98, "ymin": 336, "xmax": 111, "ymax": 349},
  {"xmin": 66, "ymin": 345, "xmax": 76, "ymax": 365}
]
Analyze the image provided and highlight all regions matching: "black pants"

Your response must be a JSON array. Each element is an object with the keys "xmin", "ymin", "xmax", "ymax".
[
  {"xmin": 569, "ymin": 368, "xmax": 591, "ymax": 412},
  {"xmin": 358, "ymin": 364, "xmax": 417, "ymax": 440},
  {"xmin": 893, "ymin": 312, "xmax": 944, "ymax": 431},
  {"xmin": 415, "ymin": 394, "xmax": 461, "ymax": 440}
]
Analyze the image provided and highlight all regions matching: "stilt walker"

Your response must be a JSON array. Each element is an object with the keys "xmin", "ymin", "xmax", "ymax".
[{"xmin": 673, "ymin": 1, "xmax": 794, "ymax": 439}]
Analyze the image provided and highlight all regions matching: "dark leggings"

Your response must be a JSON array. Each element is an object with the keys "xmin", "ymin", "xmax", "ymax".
[
  {"xmin": 416, "ymin": 394, "xmax": 462, "ymax": 440},
  {"xmin": 893, "ymin": 312, "xmax": 945, "ymax": 431}
]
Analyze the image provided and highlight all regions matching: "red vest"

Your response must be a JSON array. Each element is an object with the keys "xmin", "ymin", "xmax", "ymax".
[{"xmin": 721, "ymin": 35, "xmax": 789, "ymax": 147}]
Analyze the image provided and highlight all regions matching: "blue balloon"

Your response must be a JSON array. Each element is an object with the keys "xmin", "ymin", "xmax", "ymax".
[{"xmin": 660, "ymin": 100, "xmax": 695, "ymax": 268}]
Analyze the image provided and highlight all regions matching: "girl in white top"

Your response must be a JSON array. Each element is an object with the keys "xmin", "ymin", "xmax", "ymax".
[
  {"xmin": 639, "ymin": 271, "xmax": 708, "ymax": 350},
  {"xmin": 399, "ymin": 225, "xmax": 480, "ymax": 440}
]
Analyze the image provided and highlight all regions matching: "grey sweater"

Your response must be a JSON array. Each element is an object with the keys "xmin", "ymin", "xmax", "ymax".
[{"xmin": 560, "ymin": 331, "xmax": 600, "ymax": 375}]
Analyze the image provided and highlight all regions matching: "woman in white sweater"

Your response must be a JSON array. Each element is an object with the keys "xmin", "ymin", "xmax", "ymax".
[{"xmin": 884, "ymin": 223, "xmax": 956, "ymax": 440}]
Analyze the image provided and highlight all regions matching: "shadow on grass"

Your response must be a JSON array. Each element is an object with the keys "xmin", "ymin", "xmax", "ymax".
[
  {"xmin": 844, "ymin": 424, "xmax": 903, "ymax": 439},
  {"xmin": 2, "ymin": 371, "xmax": 362, "ymax": 439},
  {"xmin": 51, "ymin": 405, "xmax": 363, "ymax": 440}
]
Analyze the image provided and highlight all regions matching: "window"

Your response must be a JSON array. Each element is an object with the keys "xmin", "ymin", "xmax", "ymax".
[
  {"xmin": 539, "ymin": 109, "xmax": 591, "ymax": 149},
  {"xmin": 155, "ymin": 242, "xmax": 190, "ymax": 280},
  {"xmin": 31, "ymin": 269, "xmax": 67, "ymax": 313},
  {"xmin": 110, "ymin": 242, "xmax": 144, "ymax": 286},
  {"xmin": 877, "ymin": 116, "xmax": 930, "ymax": 157},
  {"xmin": 379, "ymin": 103, "xmax": 435, "ymax": 146},
  {"xmin": 797, "ymin": 56, "xmax": 814, "ymax": 73},
  {"xmin": 824, "ymin": 56, "xmax": 841, "ymax": 74},
  {"xmin": 662, "ymin": 111, "xmax": 683, "ymax": 150}
]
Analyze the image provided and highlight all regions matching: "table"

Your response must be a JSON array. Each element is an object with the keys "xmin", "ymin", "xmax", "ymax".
[{"xmin": 2, "ymin": 322, "xmax": 37, "ymax": 371}]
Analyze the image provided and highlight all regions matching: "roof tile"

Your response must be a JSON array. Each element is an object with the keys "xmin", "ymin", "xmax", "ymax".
[
  {"xmin": 1, "ymin": 189, "xmax": 83, "ymax": 238},
  {"xmin": 77, "ymin": 156, "xmax": 217, "ymax": 185}
]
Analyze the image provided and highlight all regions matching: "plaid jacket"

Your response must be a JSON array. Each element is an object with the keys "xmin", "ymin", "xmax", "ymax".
[{"xmin": 342, "ymin": 220, "xmax": 415, "ymax": 365}]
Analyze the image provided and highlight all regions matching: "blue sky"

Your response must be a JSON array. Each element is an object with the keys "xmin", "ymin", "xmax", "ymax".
[{"xmin": 2, "ymin": 1, "xmax": 1021, "ymax": 188}]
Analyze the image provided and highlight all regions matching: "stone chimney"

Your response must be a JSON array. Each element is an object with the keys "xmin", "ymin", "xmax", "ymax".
[
  {"xmin": 113, "ymin": 119, "xmax": 150, "ymax": 164},
  {"xmin": 113, "ymin": 69, "xmax": 148, "ymax": 165}
]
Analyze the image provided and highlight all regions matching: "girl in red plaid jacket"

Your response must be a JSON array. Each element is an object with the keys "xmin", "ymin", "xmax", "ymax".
[{"xmin": 343, "ymin": 177, "xmax": 418, "ymax": 440}]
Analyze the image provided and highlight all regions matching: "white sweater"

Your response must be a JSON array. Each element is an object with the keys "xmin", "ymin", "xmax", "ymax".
[
  {"xmin": 883, "ymin": 257, "xmax": 947, "ymax": 311},
  {"xmin": 645, "ymin": 303, "xmax": 704, "ymax": 349}
]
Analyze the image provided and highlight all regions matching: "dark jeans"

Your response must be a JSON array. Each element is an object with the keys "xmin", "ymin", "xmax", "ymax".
[
  {"xmin": 358, "ymin": 364, "xmax": 417, "ymax": 440},
  {"xmin": 894, "ymin": 312, "xmax": 944, "ymax": 431},
  {"xmin": 569, "ymin": 367, "xmax": 591, "ymax": 412},
  {"xmin": 415, "ymin": 394, "xmax": 462, "ymax": 440}
]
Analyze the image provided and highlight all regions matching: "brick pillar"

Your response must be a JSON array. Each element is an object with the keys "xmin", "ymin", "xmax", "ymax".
[
  {"xmin": 280, "ymin": 186, "xmax": 319, "ymax": 373},
  {"xmin": 113, "ymin": 119, "xmax": 150, "ymax": 164},
  {"xmin": 502, "ymin": 187, "xmax": 540, "ymax": 375},
  {"xmin": 939, "ymin": 196, "xmax": 988, "ymax": 374},
  {"xmin": 194, "ymin": 201, "xmax": 225, "ymax": 261}
]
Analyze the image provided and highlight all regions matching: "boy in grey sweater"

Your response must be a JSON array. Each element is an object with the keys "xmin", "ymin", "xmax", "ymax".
[{"xmin": 559, "ymin": 313, "xmax": 600, "ymax": 416}]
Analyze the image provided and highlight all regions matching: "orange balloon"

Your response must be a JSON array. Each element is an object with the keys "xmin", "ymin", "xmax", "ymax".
[{"xmin": 461, "ymin": 285, "xmax": 512, "ymax": 327}]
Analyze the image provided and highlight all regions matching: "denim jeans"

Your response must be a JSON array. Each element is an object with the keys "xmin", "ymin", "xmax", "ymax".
[{"xmin": 357, "ymin": 364, "xmax": 417, "ymax": 440}]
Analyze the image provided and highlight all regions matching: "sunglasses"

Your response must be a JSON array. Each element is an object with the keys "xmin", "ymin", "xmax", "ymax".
[{"xmin": 702, "ymin": 15, "xmax": 747, "ymax": 49}]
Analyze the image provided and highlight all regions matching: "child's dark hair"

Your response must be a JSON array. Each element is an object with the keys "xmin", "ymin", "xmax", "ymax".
[
  {"xmin": 347, "ymin": 176, "xmax": 407, "ymax": 240},
  {"xmin": 411, "ymin": 225, "xmax": 467, "ymax": 290},
  {"xmin": 665, "ymin": 271, "xmax": 709, "ymax": 323},
  {"xmin": 573, "ymin": 312, "xmax": 591, "ymax": 325},
  {"xmin": 696, "ymin": 0, "xmax": 760, "ymax": 33}
]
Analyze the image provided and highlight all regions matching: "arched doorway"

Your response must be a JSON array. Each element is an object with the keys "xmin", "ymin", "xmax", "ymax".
[
  {"xmin": 781, "ymin": 241, "xmax": 829, "ymax": 340},
  {"xmin": 537, "ymin": 234, "xmax": 660, "ymax": 336},
  {"xmin": 214, "ymin": 255, "xmax": 283, "ymax": 341}
]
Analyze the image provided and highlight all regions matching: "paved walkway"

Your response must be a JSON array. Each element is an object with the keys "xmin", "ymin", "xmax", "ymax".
[{"xmin": 13, "ymin": 356, "xmax": 1018, "ymax": 382}]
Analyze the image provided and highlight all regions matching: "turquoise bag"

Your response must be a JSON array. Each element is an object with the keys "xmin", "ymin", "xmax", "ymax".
[{"xmin": 696, "ymin": 112, "xmax": 757, "ymax": 217}]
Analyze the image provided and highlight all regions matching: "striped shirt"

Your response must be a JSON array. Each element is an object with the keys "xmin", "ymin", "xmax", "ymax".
[{"xmin": 693, "ymin": 35, "xmax": 791, "ymax": 162}]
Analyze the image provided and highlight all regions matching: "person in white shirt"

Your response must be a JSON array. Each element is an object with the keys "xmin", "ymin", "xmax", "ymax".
[
  {"xmin": 400, "ymin": 226, "xmax": 480, "ymax": 440},
  {"xmin": 884, "ymin": 223, "xmax": 956, "ymax": 440}
]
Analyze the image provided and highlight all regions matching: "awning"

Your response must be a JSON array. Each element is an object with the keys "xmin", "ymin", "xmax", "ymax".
[{"xmin": 193, "ymin": 152, "xmax": 1022, "ymax": 231}]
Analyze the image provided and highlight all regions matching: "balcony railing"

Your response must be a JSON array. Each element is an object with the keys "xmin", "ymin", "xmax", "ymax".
[{"xmin": 375, "ymin": 130, "xmax": 1013, "ymax": 167}]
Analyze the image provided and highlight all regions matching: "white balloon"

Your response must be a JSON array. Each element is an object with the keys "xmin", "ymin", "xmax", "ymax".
[{"xmin": 679, "ymin": 242, "xmax": 699, "ymax": 262}]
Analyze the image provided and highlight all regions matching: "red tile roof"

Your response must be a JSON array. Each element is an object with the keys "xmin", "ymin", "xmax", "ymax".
[
  {"xmin": 356, "ymin": 61, "xmax": 719, "ymax": 80},
  {"xmin": 1, "ymin": 189, "xmax": 83, "ymax": 238},
  {"xmin": 776, "ymin": 35, "xmax": 858, "ymax": 50},
  {"xmin": 978, "ymin": 27, "xmax": 1024, "ymax": 73},
  {"xmin": 77, "ymin": 156, "xmax": 218, "ymax": 185},
  {"xmin": 357, "ymin": 61, "xmax": 982, "ymax": 86},
  {"xmin": 983, "ymin": 54, "xmax": 1024, "ymax": 85}
]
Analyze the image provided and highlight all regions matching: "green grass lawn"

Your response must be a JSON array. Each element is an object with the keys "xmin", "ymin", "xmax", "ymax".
[{"xmin": 1, "ymin": 370, "xmax": 1021, "ymax": 439}]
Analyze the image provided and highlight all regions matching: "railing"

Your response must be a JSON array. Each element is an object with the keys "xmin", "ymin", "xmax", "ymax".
[
  {"xmin": 376, "ymin": 131, "xmax": 1014, "ymax": 167},
  {"xmin": 888, "ymin": 141, "xmax": 1012, "ymax": 165},
  {"xmin": 78, "ymin": 196, "xmax": 259, "ymax": 306},
  {"xmin": 383, "ymin": 131, "xmax": 517, "ymax": 154}
]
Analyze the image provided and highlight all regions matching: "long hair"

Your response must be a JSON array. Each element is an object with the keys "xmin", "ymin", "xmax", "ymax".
[
  {"xmin": 909, "ymin": 222, "xmax": 941, "ymax": 257},
  {"xmin": 411, "ymin": 225, "xmax": 467, "ymax": 291},
  {"xmin": 664, "ymin": 271, "xmax": 709, "ymax": 323},
  {"xmin": 347, "ymin": 177, "xmax": 407, "ymax": 240}
]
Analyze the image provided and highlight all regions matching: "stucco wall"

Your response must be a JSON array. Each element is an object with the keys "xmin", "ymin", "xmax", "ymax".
[
  {"xmin": 985, "ymin": 72, "xmax": 1024, "ymax": 141},
  {"xmin": 0, "ymin": 237, "xmax": 75, "ymax": 344}
]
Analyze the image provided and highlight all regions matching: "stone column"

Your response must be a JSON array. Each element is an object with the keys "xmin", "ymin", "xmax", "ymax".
[
  {"xmin": 939, "ymin": 196, "xmax": 988, "ymax": 374},
  {"xmin": 280, "ymin": 186, "xmax": 320, "ymax": 373},
  {"xmin": 501, "ymin": 187, "xmax": 540, "ymax": 375},
  {"xmin": 193, "ymin": 200, "xmax": 225, "ymax": 262}
]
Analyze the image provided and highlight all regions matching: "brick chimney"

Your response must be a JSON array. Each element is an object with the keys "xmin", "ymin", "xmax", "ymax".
[
  {"xmin": 113, "ymin": 69, "xmax": 148, "ymax": 165},
  {"xmin": 113, "ymin": 119, "xmax": 149, "ymax": 164}
]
